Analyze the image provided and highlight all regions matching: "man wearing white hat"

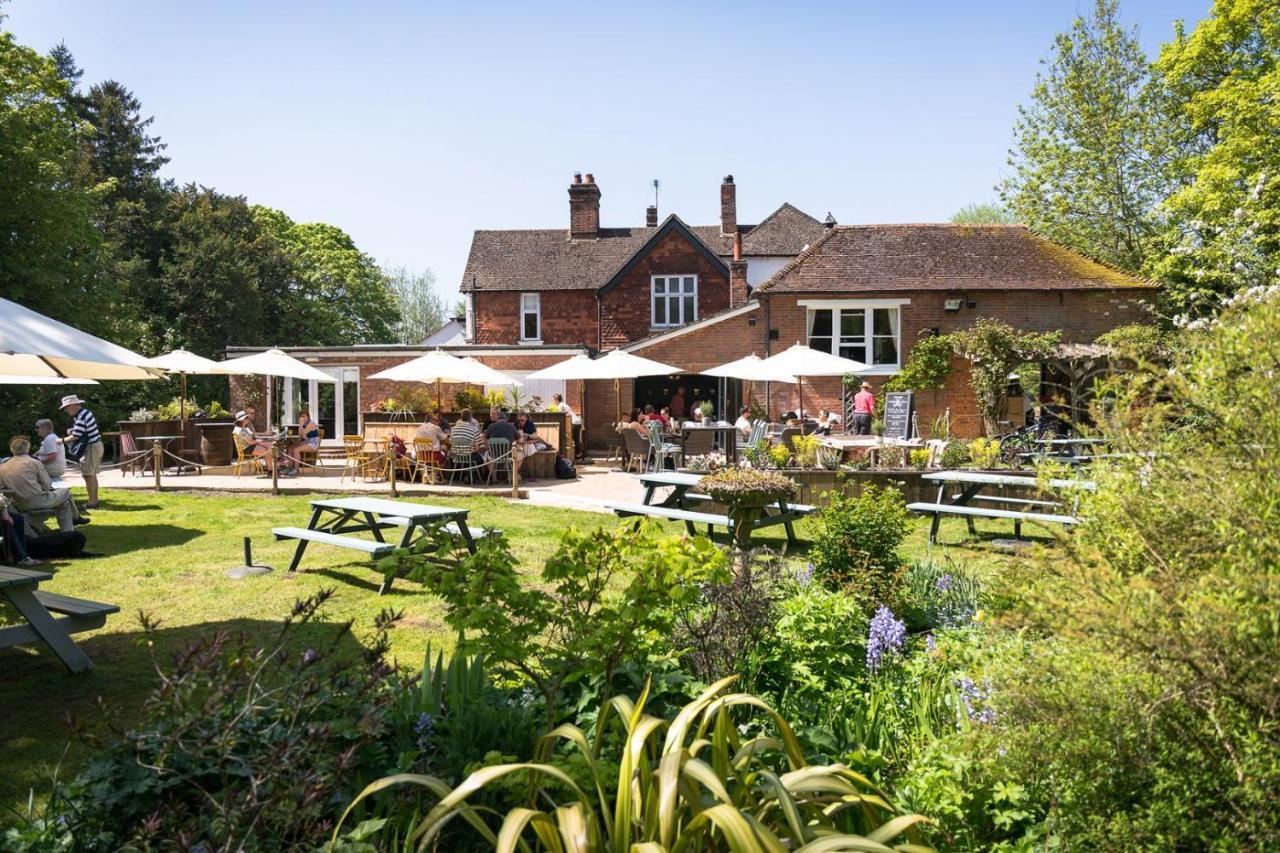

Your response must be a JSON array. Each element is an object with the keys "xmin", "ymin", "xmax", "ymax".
[{"xmin": 60, "ymin": 395, "xmax": 104, "ymax": 508}]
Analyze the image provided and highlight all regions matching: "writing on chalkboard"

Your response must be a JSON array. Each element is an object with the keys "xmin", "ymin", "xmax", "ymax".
[{"xmin": 883, "ymin": 391, "xmax": 914, "ymax": 440}]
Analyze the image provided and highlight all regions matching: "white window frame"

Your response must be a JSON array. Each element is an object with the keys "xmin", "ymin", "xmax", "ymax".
[
  {"xmin": 519, "ymin": 292, "xmax": 541, "ymax": 343},
  {"xmin": 651, "ymin": 274, "xmax": 698, "ymax": 328},
  {"xmin": 798, "ymin": 298, "xmax": 909, "ymax": 374}
]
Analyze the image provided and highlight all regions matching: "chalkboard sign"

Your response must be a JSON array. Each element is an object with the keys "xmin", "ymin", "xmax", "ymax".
[{"xmin": 882, "ymin": 391, "xmax": 914, "ymax": 440}]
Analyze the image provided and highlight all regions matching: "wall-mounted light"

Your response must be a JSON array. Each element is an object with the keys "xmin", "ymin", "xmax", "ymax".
[{"xmin": 944, "ymin": 298, "xmax": 963, "ymax": 312}]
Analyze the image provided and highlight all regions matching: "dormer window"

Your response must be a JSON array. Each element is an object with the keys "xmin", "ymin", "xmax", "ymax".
[{"xmin": 651, "ymin": 275, "xmax": 697, "ymax": 328}]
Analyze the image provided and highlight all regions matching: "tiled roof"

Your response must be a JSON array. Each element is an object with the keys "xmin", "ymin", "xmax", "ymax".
[
  {"xmin": 738, "ymin": 203, "xmax": 827, "ymax": 256},
  {"xmin": 755, "ymin": 224, "xmax": 1158, "ymax": 294},
  {"xmin": 459, "ymin": 206, "xmax": 821, "ymax": 292}
]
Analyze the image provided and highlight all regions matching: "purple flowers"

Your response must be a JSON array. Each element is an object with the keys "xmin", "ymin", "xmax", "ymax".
[
  {"xmin": 795, "ymin": 562, "xmax": 815, "ymax": 587},
  {"xmin": 866, "ymin": 606, "xmax": 907, "ymax": 673},
  {"xmin": 415, "ymin": 712, "xmax": 435, "ymax": 749},
  {"xmin": 936, "ymin": 573, "xmax": 953, "ymax": 592},
  {"xmin": 957, "ymin": 677, "xmax": 997, "ymax": 726}
]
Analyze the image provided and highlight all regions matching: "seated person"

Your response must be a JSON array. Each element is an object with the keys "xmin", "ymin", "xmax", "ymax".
[
  {"xmin": 815, "ymin": 409, "xmax": 841, "ymax": 435},
  {"xmin": 0, "ymin": 495, "xmax": 39, "ymax": 567},
  {"xmin": 34, "ymin": 419, "xmax": 66, "ymax": 478},
  {"xmin": 486, "ymin": 407, "xmax": 519, "ymax": 445},
  {"xmin": 283, "ymin": 411, "xmax": 320, "ymax": 469},
  {"xmin": 514, "ymin": 411, "xmax": 540, "ymax": 442},
  {"xmin": 0, "ymin": 436, "xmax": 84, "ymax": 532},
  {"xmin": 549, "ymin": 393, "xmax": 580, "ymax": 425},
  {"xmin": 628, "ymin": 409, "xmax": 649, "ymax": 436},
  {"xmin": 782, "ymin": 411, "xmax": 802, "ymax": 428},
  {"xmin": 234, "ymin": 411, "xmax": 283, "ymax": 473},
  {"xmin": 448, "ymin": 408, "xmax": 486, "ymax": 466},
  {"xmin": 415, "ymin": 411, "xmax": 448, "ymax": 452},
  {"xmin": 734, "ymin": 407, "xmax": 753, "ymax": 439}
]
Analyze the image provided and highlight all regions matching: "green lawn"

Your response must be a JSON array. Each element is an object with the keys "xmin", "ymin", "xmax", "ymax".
[{"xmin": 0, "ymin": 486, "xmax": 1034, "ymax": 816}]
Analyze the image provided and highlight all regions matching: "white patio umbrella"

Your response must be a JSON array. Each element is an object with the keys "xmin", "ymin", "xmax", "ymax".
[
  {"xmin": 140, "ymin": 349, "xmax": 233, "ymax": 420},
  {"xmin": 0, "ymin": 297, "xmax": 161, "ymax": 380},
  {"xmin": 529, "ymin": 349, "xmax": 680, "ymax": 424},
  {"xmin": 757, "ymin": 342, "xmax": 868, "ymax": 421},
  {"xmin": 218, "ymin": 348, "xmax": 338, "ymax": 428},
  {"xmin": 0, "ymin": 375, "xmax": 99, "ymax": 385},
  {"xmin": 703, "ymin": 353, "xmax": 798, "ymax": 419},
  {"xmin": 370, "ymin": 350, "xmax": 519, "ymax": 409}
]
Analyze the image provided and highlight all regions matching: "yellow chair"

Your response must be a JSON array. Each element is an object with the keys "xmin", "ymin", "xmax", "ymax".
[
  {"xmin": 232, "ymin": 433, "xmax": 266, "ymax": 478},
  {"xmin": 340, "ymin": 435, "xmax": 374, "ymax": 482},
  {"xmin": 412, "ymin": 438, "xmax": 442, "ymax": 484},
  {"xmin": 383, "ymin": 441, "xmax": 414, "ymax": 484}
]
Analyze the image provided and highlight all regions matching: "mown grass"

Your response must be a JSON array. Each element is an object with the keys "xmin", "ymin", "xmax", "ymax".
[{"xmin": 0, "ymin": 486, "xmax": 1034, "ymax": 816}]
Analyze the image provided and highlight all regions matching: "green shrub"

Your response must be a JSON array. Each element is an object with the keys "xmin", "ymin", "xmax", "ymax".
[
  {"xmin": 19, "ymin": 592, "xmax": 402, "ymax": 851},
  {"xmin": 908, "ymin": 448, "xmax": 931, "ymax": 470},
  {"xmin": 884, "ymin": 329, "xmax": 954, "ymax": 392},
  {"xmin": 810, "ymin": 484, "xmax": 910, "ymax": 611},
  {"xmin": 768, "ymin": 442, "xmax": 793, "ymax": 468},
  {"xmin": 792, "ymin": 433, "xmax": 821, "ymax": 468},
  {"xmin": 899, "ymin": 557, "xmax": 980, "ymax": 631},
  {"xmin": 334, "ymin": 676, "xmax": 932, "ymax": 851},
  {"xmin": 939, "ymin": 440, "xmax": 969, "ymax": 468}
]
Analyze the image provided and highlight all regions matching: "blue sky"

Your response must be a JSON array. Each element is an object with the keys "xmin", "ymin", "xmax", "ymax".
[{"xmin": 7, "ymin": 1, "xmax": 1209, "ymax": 299}]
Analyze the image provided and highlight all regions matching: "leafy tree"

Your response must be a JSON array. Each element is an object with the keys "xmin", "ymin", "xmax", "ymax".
[
  {"xmin": 1149, "ymin": 0, "xmax": 1280, "ymax": 317},
  {"xmin": 1000, "ymin": 0, "xmax": 1181, "ymax": 272},
  {"xmin": 386, "ymin": 265, "xmax": 448, "ymax": 344},
  {"xmin": 252, "ymin": 206, "xmax": 399, "ymax": 345},
  {"xmin": 950, "ymin": 202, "xmax": 1017, "ymax": 224},
  {"xmin": 947, "ymin": 319, "xmax": 1060, "ymax": 435}
]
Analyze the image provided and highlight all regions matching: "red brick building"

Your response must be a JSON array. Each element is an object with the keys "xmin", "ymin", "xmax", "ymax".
[{"xmin": 231, "ymin": 175, "xmax": 1156, "ymax": 446}]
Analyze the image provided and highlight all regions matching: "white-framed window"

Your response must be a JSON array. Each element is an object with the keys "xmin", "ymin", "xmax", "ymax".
[
  {"xmin": 651, "ymin": 274, "xmax": 698, "ymax": 328},
  {"xmin": 520, "ymin": 292, "xmax": 541, "ymax": 342},
  {"xmin": 801, "ymin": 299, "xmax": 906, "ymax": 371}
]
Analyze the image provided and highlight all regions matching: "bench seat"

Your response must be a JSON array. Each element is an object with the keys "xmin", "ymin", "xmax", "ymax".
[
  {"xmin": 607, "ymin": 502, "xmax": 730, "ymax": 536},
  {"xmin": 952, "ymin": 494, "xmax": 1062, "ymax": 509},
  {"xmin": 680, "ymin": 493, "xmax": 817, "ymax": 514},
  {"xmin": 379, "ymin": 518, "xmax": 501, "ymax": 539},
  {"xmin": 34, "ymin": 590, "xmax": 120, "ymax": 619},
  {"xmin": 272, "ymin": 526, "xmax": 397, "ymax": 556},
  {"xmin": 907, "ymin": 502, "xmax": 1079, "ymax": 525}
]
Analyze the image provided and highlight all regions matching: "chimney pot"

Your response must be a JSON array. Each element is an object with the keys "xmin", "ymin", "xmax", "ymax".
[
  {"xmin": 573, "ymin": 172, "xmax": 582, "ymax": 184},
  {"xmin": 723, "ymin": 174, "xmax": 734, "ymax": 184},
  {"xmin": 646, "ymin": 205, "xmax": 658, "ymax": 228},
  {"xmin": 584, "ymin": 173, "xmax": 594, "ymax": 184},
  {"xmin": 732, "ymin": 231, "xmax": 743, "ymax": 261},
  {"xmin": 823, "ymin": 212, "xmax": 837, "ymax": 228}
]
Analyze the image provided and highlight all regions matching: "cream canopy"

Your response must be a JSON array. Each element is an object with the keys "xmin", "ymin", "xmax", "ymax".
[
  {"xmin": 0, "ymin": 298, "xmax": 160, "ymax": 380},
  {"xmin": 757, "ymin": 343, "xmax": 869, "ymax": 419}
]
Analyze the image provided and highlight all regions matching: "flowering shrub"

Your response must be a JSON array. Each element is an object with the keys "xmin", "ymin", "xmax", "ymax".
[
  {"xmin": 966, "ymin": 437, "xmax": 1001, "ymax": 469},
  {"xmin": 909, "ymin": 448, "xmax": 932, "ymax": 470},
  {"xmin": 684, "ymin": 451, "xmax": 726, "ymax": 472},
  {"xmin": 768, "ymin": 442, "xmax": 793, "ymax": 468},
  {"xmin": 700, "ymin": 468, "xmax": 797, "ymax": 507}
]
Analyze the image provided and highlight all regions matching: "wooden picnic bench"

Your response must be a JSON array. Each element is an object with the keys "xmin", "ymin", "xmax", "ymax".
[
  {"xmin": 909, "ymin": 470, "xmax": 1095, "ymax": 543},
  {"xmin": 617, "ymin": 471, "xmax": 816, "ymax": 544},
  {"xmin": 273, "ymin": 497, "xmax": 484, "ymax": 594},
  {"xmin": 0, "ymin": 566, "xmax": 118, "ymax": 673}
]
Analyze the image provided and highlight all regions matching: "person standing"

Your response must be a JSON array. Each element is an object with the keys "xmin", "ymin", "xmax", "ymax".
[
  {"xmin": 60, "ymin": 395, "xmax": 104, "ymax": 508},
  {"xmin": 852, "ymin": 381, "xmax": 876, "ymax": 436},
  {"xmin": 34, "ymin": 419, "xmax": 67, "ymax": 478},
  {"xmin": 669, "ymin": 386, "xmax": 686, "ymax": 420}
]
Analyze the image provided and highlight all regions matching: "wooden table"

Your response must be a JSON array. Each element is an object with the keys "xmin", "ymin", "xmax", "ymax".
[
  {"xmin": 627, "ymin": 471, "xmax": 816, "ymax": 544},
  {"xmin": 911, "ymin": 470, "xmax": 1094, "ymax": 543},
  {"xmin": 0, "ymin": 566, "xmax": 118, "ymax": 672},
  {"xmin": 275, "ymin": 497, "xmax": 480, "ymax": 593}
]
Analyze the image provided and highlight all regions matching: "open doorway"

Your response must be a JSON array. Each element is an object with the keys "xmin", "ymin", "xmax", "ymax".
[{"xmin": 632, "ymin": 374, "xmax": 736, "ymax": 422}]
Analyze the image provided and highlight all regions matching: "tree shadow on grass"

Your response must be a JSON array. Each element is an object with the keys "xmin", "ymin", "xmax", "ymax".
[
  {"xmin": 0, "ymin": 613, "xmax": 376, "ymax": 818},
  {"xmin": 83, "ymin": 523, "xmax": 204, "ymax": 555},
  {"xmin": 86, "ymin": 501, "xmax": 164, "ymax": 513}
]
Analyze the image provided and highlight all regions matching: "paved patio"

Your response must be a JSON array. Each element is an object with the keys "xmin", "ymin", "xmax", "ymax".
[{"xmin": 57, "ymin": 463, "xmax": 642, "ymax": 515}]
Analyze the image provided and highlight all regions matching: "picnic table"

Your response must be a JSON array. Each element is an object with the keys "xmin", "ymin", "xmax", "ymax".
[
  {"xmin": 273, "ymin": 497, "xmax": 488, "ymax": 594},
  {"xmin": 607, "ymin": 471, "xmax": 815, "ymax": 544},
  {"xmin": 909, "ymin": 470, "xmax": 1095, "ymax": 543},
  {"xmin": 0, "ymin": 566, "xmax": 118, "ymax": 672}
]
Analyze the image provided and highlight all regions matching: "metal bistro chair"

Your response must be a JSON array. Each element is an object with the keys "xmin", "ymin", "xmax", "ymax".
[
  {"xmin": 232, "ymin": 433, "xmax": 266, "ymax": 478},
  {"xmin": 646, "ymin": 421, "xmax": 683, "ymax": 472},
  {"xmin": 485, "ymin": 437, "xmax": 513, "ymax": 485},
  {"xmin": 747, "ymin": 419, "xmax": 768, "ymax": 448},
  {"xmin": 447, "ymin": 438, "xmax": 479, "ymax": 486},
  {"xmin": 340, "ymin": 435, "xmax": 374, "ymax": 483}
]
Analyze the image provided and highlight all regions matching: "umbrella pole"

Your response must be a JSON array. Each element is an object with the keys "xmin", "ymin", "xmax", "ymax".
[
  {"xmin": 614, "ymin": 378, "xmax": 621, "ymax": 425},
  {"xmin": 580, "ymin": 378, "xmax": 586, "ymax": 460},
  {"xmin": 799, "ymin": 376, "xmax": 804, "ymax": 421},
  {"xmin": 436, "ymin": 378, "xmax": 442, "ymax": 411},
  {"xmin": 180, "ymin": 373, "xmax": 187, "ymax": 422}
]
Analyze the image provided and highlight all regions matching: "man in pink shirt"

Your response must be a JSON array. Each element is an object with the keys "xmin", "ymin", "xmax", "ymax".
[{"xmin": 852, "ymin": 381, "xmax": 876, "ymax": 435}]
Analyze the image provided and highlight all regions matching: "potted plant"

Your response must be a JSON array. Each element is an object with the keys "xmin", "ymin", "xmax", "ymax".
[{"xmin": 699, "ymin": 468, "xmax": 797, "ymax": 546}]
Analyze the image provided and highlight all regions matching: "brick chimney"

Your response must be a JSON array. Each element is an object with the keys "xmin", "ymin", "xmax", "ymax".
[
  {"xmin": 568, "ymin": 172, "xmax": 601, "ymax": 240},
  {"xmin": 645, "ymin": 205, "xmax": 658, "ymax": 228},
  {"xmin": 729, "ymin": 231, "xmax": 749, "ymax": 306},
  {"xmin": 720, "ymin": 174, "xmax": 737, "ymax": 235}
]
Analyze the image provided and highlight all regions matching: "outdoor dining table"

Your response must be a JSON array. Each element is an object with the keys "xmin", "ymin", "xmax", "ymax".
[
  {"xmin": 624, "ymin": 471, "xmax": 816, "ymax": 544},
  {"xmin": 636, "ymin": 471, "xmax": 704, "ymax": 507},
  {"xmin": 0, "ymin": 566, "xmax": 118, "ymax": 673}
]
